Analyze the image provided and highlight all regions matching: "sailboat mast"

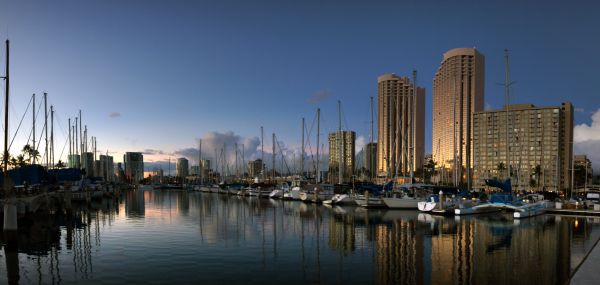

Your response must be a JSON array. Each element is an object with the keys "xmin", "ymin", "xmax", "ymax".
[
  {"xmin": 316, "ymin": 108, "xmax": 320, "ymax": 183},
  {"xmin": 301, "ymin": 117, "xmax": 304, "ymax": 178},
  {"xmin": 68, "ymin": 118, "xmax": 71, "ymax": 163},
  {"xmin": 3, "ymin": 39, "xmax": 10, "ymax": 175},
  {"xmin": 50, "ymin": 105, "xmax": 54, "ymax": 168},
  {"xmin": 93, "ymin": 137, "xmax": 97, "ymax": 175},
  {"xmin": 79, "ymin": 110, "xmax": 82, "ymax": 164},
  {"xmin": 453, "ymin": 72, "xmax": 458, "ymax": 187},
  {"xmin": 242, "ymin": 144, "xmax": 245, "ymax": 179},
  {"xmin": 370, "ymin": 96, "xmax": 374, "ymax": 182},
  {"xmin": 44, "ymin": 92, "xmax": 48, "ymax": 168},
  {"xmin": 32, "ymin": 93, "xmax": 36, "ymax": 164},
  {"xmin": 75, "ymin": 118, "xmax": 78, "ymax": 157},
  {"xmin": 261, "ymin": 126, "xmax": 264, "ymax": 182},
  {"xmin": 272, "ymin": 133, "xmax": 276, "ymax": 181},
  {"xmin": 504, "ymin": 49, "xmax": 511, "ymax": 184},
  {"xmin": 411, "ymin": 70, "xmax": 416, "ymax": 182},
  {"xmin": 214, "ymin": 148, "xmax": 218, "ymax": 182},
  {"xmin": 199, "ymin": 139, "xmax": 202, "ymax": 184},
  {"xmin": 338, "ymin": 100, "xmax": 342, "ymax": 184}
]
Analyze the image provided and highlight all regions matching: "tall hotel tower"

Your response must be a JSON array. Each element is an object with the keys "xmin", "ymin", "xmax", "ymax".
[
  {"xmin": 377, "ymin": 73, "xmax": 425, "ymax": 181},
  {"xmin": 432, "ymin": 48, "xmax": 484, "ymax": 186}
]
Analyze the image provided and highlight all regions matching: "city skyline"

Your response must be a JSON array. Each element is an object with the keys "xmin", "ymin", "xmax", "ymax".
[{"xmin": 1, "ymin": 0, "xmax": 599, "ymax": 172}]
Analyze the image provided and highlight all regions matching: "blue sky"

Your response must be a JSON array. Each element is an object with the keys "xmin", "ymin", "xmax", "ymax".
[{"xmin": 1, "ymin": 0, "xmax": 599, "ymax": 172}]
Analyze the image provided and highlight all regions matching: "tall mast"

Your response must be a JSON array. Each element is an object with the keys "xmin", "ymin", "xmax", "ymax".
[
  {"xmin": 316, "ymin": 108, "xmax": 320, "ymax": 183},
  {"xmin": 214, "ymin": 148, "xmax": 218, "ymax": 182},
  {"xmin": 68, "ymin": 118, "xmax": 71, "ymax": 164},
  {"xmin": 199, "ymin": 139, "xmax": 202, "ymax": 184},
  {"xmin": 301, "ymin": 117, "xmax": 305, "ymax": 178},
  {"xmin": 78, "ymin": 110, "xmax": 82, "ymax": 154},
  {"xmin": 370, "ymin": 96, "xmax": 374, "ymax": 182},
  {"xmin": 453, "ymin": 72, "xmax": 458, "ymax": 187},
  {"xmin": 50, "ymin": 105, "xmax": 54, "ymax": 168},
  {"xmin": 411, "ymin": 70, "xmax": 416, "ymax": 182},
  {"xmin": 32, "ymin": 93, "xmax": 36, "ymax": 164},
  {"xmin": 242, "ymin": 144, "xmax": 245, "ymax": 178},
  {"xmin": 44, "ymin": 92, "xmax": 48, "ymax": 168},
  {"xmin": 75, "ymin": 118, "xmax": 78, "ymax": 157},
  {"xmin": 272, "ymin": 133, "xmax": 276, "ymax": 181},
  {"xmin": 338, "ymin": 100, "xmax": 343, "ymax": 184},
  {"xmin": 261, "ymin": 126, "xmax": 264, "ymax": 182},
  {"xmin": 93, "ymin": 137, "xmax": 97, "ymax": 176},
  {"xmin": 234, "ymin": 142, "xmax": 238, "ymax": 178},
  {"xmin": 3, "ymin": 40, "xmax": 10, "ymax": 177},
  {"xmin": 504, "ymin": 49, "xmax": 511, "ymax": 184}
]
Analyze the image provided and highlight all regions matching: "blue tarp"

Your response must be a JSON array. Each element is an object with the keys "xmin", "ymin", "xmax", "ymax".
[
  {"xmin": 0, "ymin": 165, "xmax": 52, "ymax": 186},
  {"xmin": 48, "ymin": 168, "xmax": 81, "ymax": 182}
]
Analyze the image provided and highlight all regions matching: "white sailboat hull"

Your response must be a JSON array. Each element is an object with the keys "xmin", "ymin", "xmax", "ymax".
[{"xmin": 382, "ymin": 197, "xmax": 420, "ymax": 209}]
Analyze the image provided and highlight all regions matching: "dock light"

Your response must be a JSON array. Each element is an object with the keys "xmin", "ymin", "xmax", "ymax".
[{"xmin": 575, "ymin": 219, "xmax": 579, "ymax": 228}]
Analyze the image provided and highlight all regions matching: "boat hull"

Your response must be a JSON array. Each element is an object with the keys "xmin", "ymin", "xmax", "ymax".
[{"xmin": 382, "ymin": 197, "xmax": 420, "ymax": 209}]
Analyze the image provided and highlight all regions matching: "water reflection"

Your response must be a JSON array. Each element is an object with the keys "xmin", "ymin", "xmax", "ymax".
[{"xmin": 1, "ymin": 190, "xmax": 599, "ymax": 284}]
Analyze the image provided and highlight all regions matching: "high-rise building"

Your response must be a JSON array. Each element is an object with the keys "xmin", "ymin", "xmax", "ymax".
[
  {"xmin": 176, "ymin": 157, "xmax": 189, "ymax": 178},
  {"xmin": 248, "ymin": 159, "xmax": 264, "ymax": 178},
  {"xmin": 574, "ymin": 154, "xmax": 593, "ymax": 190},
  {"xmin": 472, "ymin": 103, "xmax": 573, "ymax": 193},
  {"xmin": 200, "ymin": 159, "xmax": 211, "ymax": 179},
  {"xmin": 328, "ymin": 130, "xmax": 356, "ymax": 183},
  {"xmin": 190, "ymin": 165, "xmax": 200, "ymax": 176},
  {"xmin": 377, "ymin": 73, "xmax": 425, "ymax": 181},
  {"xmin": 124, "ymin": 152, "xmax": 144, "ymax": 183},
  {"xmin": 364, "ymin": 142, "xmax": 377, "ymax": 180},
  {"xmin": 432, "ymin": 47, "xmax": 485, "ymax": 186},
  {"xmin": 82, "ymin": 152, "xmax": 94, "ymax": 177},
  {"xmin": 94, "ymin": 155, "xmax": 114, "ymax": 182},
  {"xmin": 68, "ymin": 154, "xmax": 80, "ymax": 169}
]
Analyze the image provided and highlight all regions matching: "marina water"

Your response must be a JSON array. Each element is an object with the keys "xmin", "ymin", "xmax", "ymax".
[{"xmin": 1, "ymin": 189, "xmax": 600, "ymax": 284}]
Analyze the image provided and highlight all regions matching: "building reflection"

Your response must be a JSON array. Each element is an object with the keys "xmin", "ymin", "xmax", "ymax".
[
  {"xmin": 3, "ymin": 190, "xmax": 598, "ymax": 285},
  {"xmin": 325, "ymin": 209, "xmax": 575, "ymax": 285},
  {"xmin": 0, "ymin": 197, "xmax": 119, "ymax": 284},
  {"xmin": 125, "ymin": 188, "xmax": 145, "ymax": 217}
]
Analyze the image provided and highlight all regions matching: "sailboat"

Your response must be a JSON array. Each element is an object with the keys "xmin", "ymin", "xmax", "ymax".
[{"xmin": 298, "ymin": 108, "xmax": 335, "ymax": 203}]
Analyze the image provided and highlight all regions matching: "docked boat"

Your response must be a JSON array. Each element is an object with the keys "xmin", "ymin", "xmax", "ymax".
[
  {"xmin": 354, "ymin": 194, "xmax": 386, "ymax": 208},
  {"xmin": 269, "ymin": 182, "xmax": 291, "ymax": 199},
  {"xmin": 512, "ymin": 194, "xmax": 553, "ymax": 219},
  {"xmin": 456, "ymin": 179, "xmax": 503, "ymax": 215},
  {"xmin": 382, "ymin": 183, "xmax": 431, "ymax": 209},
  {"xmin": 299, "ymin": 184, "xmax": 335, "ymax": 203},
  {"xmin": 330, "ymin": 194, "xmax": 355, "ymax": 205},
  {"xmin": 283, "ymin": 186, "xmax": 302, "ymax": 200}
]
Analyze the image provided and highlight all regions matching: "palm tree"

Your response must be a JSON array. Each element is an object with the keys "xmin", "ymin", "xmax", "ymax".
[
  {"xmin": 55, "ymin": 160, "xmax": 66, "ymax": 169},
  {"xmin": 22, "ymin": 144, "xmax": 40, "ymax": 164},
  {"xmin": 423, "ymin": 159, "xmax": 437, "ymax": 183},
  {"xmin": 497, "ymin": 162, "xmax": 506, "ymax": 180},
  {"xmin": 16, "ymin": 154, "xmax": 26, "ymax": 167},
  {"xmin": 532, "ymin": 165, "xmax": 542, "ymax": 190}
]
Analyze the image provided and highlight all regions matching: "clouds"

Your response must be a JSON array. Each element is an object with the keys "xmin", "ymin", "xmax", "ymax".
[
  {"xmin": 574, "ymin": 109, "xmax": 600, "ymax": 142},
  {"xmin": 355, "ymin": 135, "xmax": 367, "ymax": 155},
  {"xmin": 307, "ymin": 89, "xmax": 333, "ymax": 105},
  {"xmin": 140, "ymin": 130, "xmax": 332, "ymax": 175},
  {"xmin": 574, "ymin": 108, "xmax": 600, "ymax": 171},
  {"xmin": 143, "ymin": 149, "xmax": 165, "ymax": 155}
]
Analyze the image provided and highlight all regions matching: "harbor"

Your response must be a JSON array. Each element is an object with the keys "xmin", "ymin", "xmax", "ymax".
[
  {"xmin": 1, "ymin": 1, "xmax": 600, "ymax": 284},
  {"xmin": 2, "ymin": 188, "xmax": 600, "ymax": 284}
]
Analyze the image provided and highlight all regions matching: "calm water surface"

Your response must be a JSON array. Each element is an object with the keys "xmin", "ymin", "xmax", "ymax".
[{"xmin": 1, "ymin": 189, "xmax": 600, "ymax": 284}]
